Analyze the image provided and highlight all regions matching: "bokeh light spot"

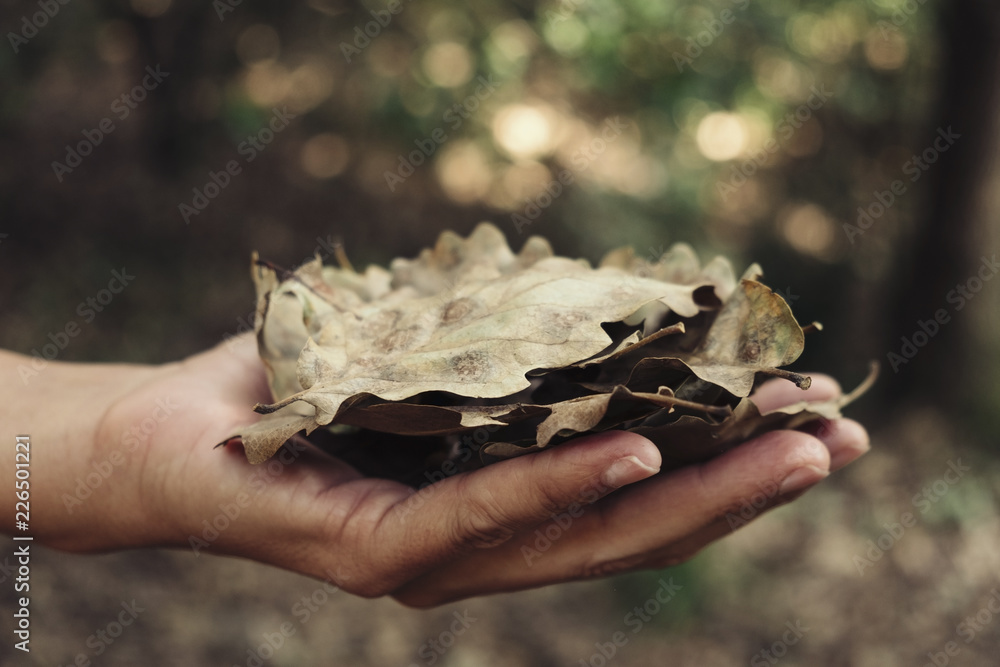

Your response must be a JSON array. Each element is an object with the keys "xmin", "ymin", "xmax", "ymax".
[
  {"xmin": 436, "ymin": 141, "xmax": 493, "ymax": 204},
  {"xmin": 300, "ymin": 133, "xmax": 350, "ymax": 179},
  {"xmin": 243, "ymin": 62, "xmax": 292, "ymax": 107},
  {"xmin": 500, "ymin": 161, "xmax": 553, "ymax": 206},
  {"xmin": 96, "ymin": 21, "xmax": 138, "ymax": 65},
  {"xmin": 422, "ymin": 42, "xmax": 474, "ymax": 88},
  {"xmin": 695, "ymin": 112, "xmax": 749, "ymax": 162},
  {"xmin": 779, "ymin": 202, "xmax": 840, "ymax": 261},
  {"xmin": 492, "ymin": 104, "xmax": 554, "ymax": 160},
  {"xmin": 489, "ymin": 20, "xmax": 537, "ymax": 62},
  {"xmin": 369, "ymin": 36, "xmax": 413, "ymax": 78},
  {"xmin": 753, "ymin": 50, "xmax": 808, "ymax": 102},
  {"xmin": 865, "ymin": 29, "xmax": 909, "ymax": 70},
  {"xmin": 544, "ymin": 16, "xmax": 589, "ymax": 56},
  {"xmin": 286, "ymin": 59, "xmax": 336, "ymax": 112}
]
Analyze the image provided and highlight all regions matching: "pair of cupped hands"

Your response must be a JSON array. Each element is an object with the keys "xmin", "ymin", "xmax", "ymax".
[{"xmin": 13, "ymin": 334, "xmax": 868, "ymax": 607}]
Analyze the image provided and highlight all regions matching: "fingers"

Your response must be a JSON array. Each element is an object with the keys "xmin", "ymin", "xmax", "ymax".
[
  {"xmin": 392, "ymin": 428, "xmax": 829, "ymax": 606},
  {"xmin": 599, "ymin": 429, "xmax": 829, "ymax": 542},
  {"xmin": 618, "ymin": 418, "xmax": 871, "ymax": 569},
  {"xmin": 799, "ymin": 417, "xmax": 870, "ymax": 471},
  {"xmin": 752, "ymin": 374, "xmax": 871, "ymax": 471},
  {"xmin": 751, "ymin": 373, "xmax": 841, "ymax": 413},
  {"xmin": 367, "ymin": 431, "xmax": 661, "ymax": 599}
]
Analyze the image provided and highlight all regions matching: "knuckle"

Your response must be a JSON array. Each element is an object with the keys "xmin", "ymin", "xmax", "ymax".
[
  {"xmin": 451, "ymin": 476, "xmax": 519, "ymax": 549},
  {"xmin": 522, "ymin": 453, "xmax": 580, "ymax": 513},
  {"xmin": 449, "ymin": 460, "xmax": 578, "ymax": 550},
  {"xmin": 454, "ymin": 499, "xmax": 518, "ymax": 549}
]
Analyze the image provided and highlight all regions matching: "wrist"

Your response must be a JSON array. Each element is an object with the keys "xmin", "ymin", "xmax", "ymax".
[{"xmin": 1, "ymin": 350, "xmax": 165, "ymax": 550}]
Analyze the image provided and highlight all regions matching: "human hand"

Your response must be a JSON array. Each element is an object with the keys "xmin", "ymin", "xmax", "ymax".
[{"xmin": 13, "ymin": 335, "xmax": 868, "ymax": 607}]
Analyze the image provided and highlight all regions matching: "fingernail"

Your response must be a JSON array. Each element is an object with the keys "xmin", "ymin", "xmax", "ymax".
[
  {"xmin": 602, "ymin": 456, "xmax": 660, "ymax": 489},
  {"xmin": 817, "ymin": 420, "xmax": 871, "ymax": 471},
  {"xmin": 779, "ymin": 465, "xmax": 828, "ymax": 495}
]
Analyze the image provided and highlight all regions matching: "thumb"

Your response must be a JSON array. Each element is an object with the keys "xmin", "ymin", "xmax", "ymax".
[{"xmin": 380, "ymin": 431, "xmax": 660, "ymax": 581}]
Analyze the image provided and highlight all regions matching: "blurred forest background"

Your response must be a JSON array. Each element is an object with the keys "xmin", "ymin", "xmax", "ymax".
[{"xmin": 2, "ymin": 0, "xmax": 1000, "ymax": 665}]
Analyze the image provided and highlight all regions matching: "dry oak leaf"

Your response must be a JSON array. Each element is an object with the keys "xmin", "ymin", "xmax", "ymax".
[{"xmin": 634, "ymin": 278, "xmax": 811, "ymax": 397}]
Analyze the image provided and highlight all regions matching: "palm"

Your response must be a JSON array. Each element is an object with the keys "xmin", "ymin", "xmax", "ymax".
[{"xmin": 98, "ymin": 336, "xmax": 412, "ymax": 580}]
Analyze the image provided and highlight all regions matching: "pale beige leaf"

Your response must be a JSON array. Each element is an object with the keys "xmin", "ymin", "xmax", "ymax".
[
  {"xmin": 390, "ymin": 222, "xmax": 554, "ymax": 296},
  {"xmin": 227, "ymin": 407, "xmax": 320, "ymax": 464},
  {"xmin": 257, "ymin": 257, "xmax": 712, "ymax": 425}
]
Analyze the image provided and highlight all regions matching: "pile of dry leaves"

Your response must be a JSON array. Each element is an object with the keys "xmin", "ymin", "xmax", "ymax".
[{"xmin": 226, "ymin": 223, "xmax": 873, "ymax": 480}]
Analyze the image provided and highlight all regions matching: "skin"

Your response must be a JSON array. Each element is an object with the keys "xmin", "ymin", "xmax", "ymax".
[{"xmin": 0, "ymin": 335, "xmax": 869, "ymax": 607}]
